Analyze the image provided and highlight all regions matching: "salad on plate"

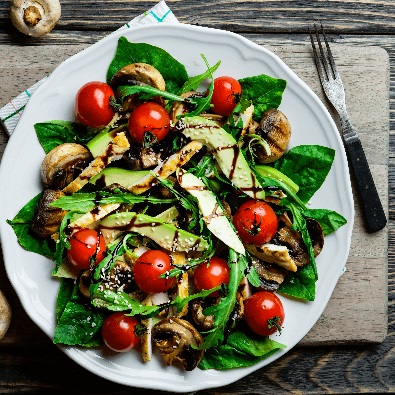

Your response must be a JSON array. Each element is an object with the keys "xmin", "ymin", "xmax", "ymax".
[{"xmin": 7, "ymin": 36, "xmax": 347, "ymax": 371}]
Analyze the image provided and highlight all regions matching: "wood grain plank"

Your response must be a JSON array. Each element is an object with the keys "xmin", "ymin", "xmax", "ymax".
[
  {"xmin": 0, "ymin": 30, "xmax": 394, "ymax": 395},
  {"xmin": 0, "ymin": 0, "xmax": 395, "ymax": 34}
]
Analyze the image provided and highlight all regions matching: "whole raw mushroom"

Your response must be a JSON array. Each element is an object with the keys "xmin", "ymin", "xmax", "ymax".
[
  {"xmin": 0, "ymin": 291, "xmax": 11, "ymax": 341},
  {"xmin": 10, "ymin": 0, "xmax": 61, "ymax": 37}
]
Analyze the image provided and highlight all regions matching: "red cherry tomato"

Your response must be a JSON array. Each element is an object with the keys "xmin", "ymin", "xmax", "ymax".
[
  {"xmin": 67, "ymin": 228, "xmax": 106, "ymax": 270},
  {"xmin": 102, "ymin": 312, "xmax": 140, "ymax": 352},
  {"xmin": 193, "ymin": 257, "xmax": 230, "ymax": 297},
  {"xmin": 244, "ymin": 291, "xmax": 285, "ymax": 336},
  {"xmin": 74, "ymin": 81, "xmax": 115, "ymax": 128},
  {"xmin": 133, "ymin": 250, "xmax": 175, "ymax": 293},
  {"xmin": 232, "ymin": 200, "xmax": 278, "ymax": 245},
  {"xmin": 210, "ymin": 76, "xmax": 242, "ymax": 116},
  {"xmin": 128, "ymin": 102, "xmax": 171, "ymax": 144}
]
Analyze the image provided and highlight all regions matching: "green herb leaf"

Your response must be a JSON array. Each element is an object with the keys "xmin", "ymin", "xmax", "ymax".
[
  {"xmin": 178, "ymin": 60, "xmax": 221, "ymax": 94},
  {"xmin": 107, "ymin": 37, "xmax": 188, "ymax": 94},
  {"xmin": 50, "ymin": 191, "xmax": 176, "ymax": 212},
  {"xmin": 116, "ymin": 85, "xmax": 194, "ymax": 103},
  {"xmin": 200, "ymin": 250, "xmax": 247, "ymax": 349}
]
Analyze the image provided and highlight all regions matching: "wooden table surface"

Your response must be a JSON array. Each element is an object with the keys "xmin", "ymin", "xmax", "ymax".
[{"xmin": 0, "ymin": 1, "xmax": 394, "ymax": 394}]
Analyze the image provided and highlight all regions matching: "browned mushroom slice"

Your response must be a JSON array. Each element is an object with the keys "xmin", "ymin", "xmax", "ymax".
[
  {"xmin": 245, "ymin": 243, "xmax": 298, "ymax": 272},
  {"xmin": 79, "ymin": 269, "xmax": 91, "ymax": 298},
  {"xmin": 110, "ymin": 63, "xmax": 166, "ymax": 112},
  {"xmin": 307, "ymin": 218, "xmax": 324, "ymax": 257},
  {"xmin": 190, "ymin": 299, "xmax": 215, "ymax": 331},
  {"xmin": 152, "ymin": 318, "xmax": 204, "ymax": 371},
  {"xmin": 250, "ymin": 108, "xmax": 291, "ymax": 163},
  {"xmin": 30, "ymin": 189, "xmax": 67, "ymax": 238},
  {"xmin": 41, "ymin": 143, "xmax": 92, "ymax": 189},
  {"xmin": 251, "ymin": 258, "xmax": 287, "ymax": 291}
]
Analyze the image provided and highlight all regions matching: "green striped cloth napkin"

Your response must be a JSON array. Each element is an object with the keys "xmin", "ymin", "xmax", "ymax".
[{"xmin": 0, "ymin": 0, "xmax": 178, "ymax": 136}]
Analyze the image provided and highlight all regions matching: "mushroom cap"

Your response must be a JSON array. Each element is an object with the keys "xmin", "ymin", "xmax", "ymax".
[
  {"xmin": 0, "ymin": 291, "xmax": 11, "ymax": 341},
  {"xmin": 41, "ymin": 143, "xmax": 92, "ymax": 190},
  {"xmin": 10, "ymin": 0, "xmax": 61, "ymax": 37}
]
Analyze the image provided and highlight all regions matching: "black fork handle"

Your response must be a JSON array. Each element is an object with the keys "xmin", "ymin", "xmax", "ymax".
[{"xmin": 344, "ymin": 137, "xmax": 387, "ymax": 232}]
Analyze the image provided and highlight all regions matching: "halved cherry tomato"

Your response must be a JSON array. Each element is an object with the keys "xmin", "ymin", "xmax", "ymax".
[
  {"xmin": 102, "ymin": 312, "xmax": 140, "ymax": 352},
  {"xmin": 133, "ymin": 250, "xmax": 175, "ymax": 293},
  {"xmin": 232, "ymin": 200, "xmax": 278, "ymax": 245},
  {"xmin": 244, "ymin": 291, "xmax": 285, "ymax": 336},
  {"xmin": 210, "ymin": 76, "xmax": 242, "ymax": 116},
  {"xmin": 74, "ymin": 81, "xmax": 115, "ymax": 128},
  {"xmin": 193, "ymin": 257, "xmax": 230, "ymax": 297},
  {"xmin": 128, "ymin": 102, "xmax": 171, "ymax": 144},
  {"xmin": 67, "ymin": 228, "xmax": 106, "ymax": 270}
]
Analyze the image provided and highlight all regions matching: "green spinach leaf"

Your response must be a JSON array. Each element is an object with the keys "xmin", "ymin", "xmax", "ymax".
[
  {"xmin": 107, "ymin": 37, "xmax": 188, "ymax": 94},
  {"xmin": 6, "ymin": 193, "xmax": 55, "ymax": 258},
  {"xmin": 239, "ymin": 74, "xmax": 286, "ymax": 120},
  {"xmin": 303, "ymin": 208, "xmax": 347, "ymax": 235},
  {"xmin": 54, "ymin": 279, "xmax": 106, "ymax": 347},
  {"xmin": 199, "ymin": 327, "xmax": 285, "ymax": 370},
  {"xmin": 274, "ymin": 145, "xmax": 335, "ymax": 203},
  {"xmin": 34, "ymin": 121, "xmax": 92, "ymax": 154}
]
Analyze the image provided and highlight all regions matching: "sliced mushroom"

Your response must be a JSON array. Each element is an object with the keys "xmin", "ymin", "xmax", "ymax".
[
  {"xmin": 30, "ymin": 189, "xmax": 67, "ymax": 238},
  {"xmin": 251, "ymin": 257, "xmax": 287, "ymax": 291},
  {"xmin": 100, "ymin": 260, "xmax": 134, "ymax": 293},
  {"xmin": 79, "ymin": 270, "xmax": 91, "ymax": 298},
  {"xmin": 41, "ymin": 143, "xmax": 92, "ymax": 190},
  {"xmin": 246, "ymin": 211, "xmax": 325, "ymax": 271},
  {"xmin": 250, "ymin": 108, "xmax": 291, "ymax": 163},
  {"xmin": 140, "ymin": 147, "xmax": 161, "ymax": 169},
  {"xmin": 152, "ymin": 318, "xmax": 204, "ymax": 371},
  {"xmin": 190, "ymin": 298, "xmax": 215, "ymax": 331},
  {"xmin": 110, "ymin": 63, "xmax": 166, "ymax": 112},
  {"xmin": 10, "ymin": 0, "xmax": 61, "ymax": 37}
]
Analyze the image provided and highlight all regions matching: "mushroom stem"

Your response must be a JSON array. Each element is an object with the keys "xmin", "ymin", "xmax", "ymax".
[{"xmin": 24, "ymin": 5, "xmax": 42, "ymax": 26}]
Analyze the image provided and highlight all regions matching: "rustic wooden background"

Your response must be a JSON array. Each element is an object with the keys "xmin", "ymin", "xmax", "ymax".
[{"xmin": 0, "ymin": 1, "xmax": 394, "ymax": 394}]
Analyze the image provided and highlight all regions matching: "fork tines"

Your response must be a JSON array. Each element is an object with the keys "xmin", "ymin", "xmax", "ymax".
[{"xmin": 309, "ymin": 23, "xmax": 339, "ymax": 82}]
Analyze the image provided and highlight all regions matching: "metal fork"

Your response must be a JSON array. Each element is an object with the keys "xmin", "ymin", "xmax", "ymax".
[{"xmin": 309, "ymin": 23, "xmax": 387, "ymax": 232}]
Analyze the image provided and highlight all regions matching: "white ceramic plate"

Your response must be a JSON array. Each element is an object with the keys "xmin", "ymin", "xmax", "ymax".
[{"xmin": 0, "ymin": 23, "xmax": 354, "ymax": 392}]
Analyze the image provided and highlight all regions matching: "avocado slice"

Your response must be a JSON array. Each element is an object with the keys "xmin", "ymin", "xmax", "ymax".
[
  {"xmin": 89, "ymin": 168, "xmax": 149, "ymax": 188},
  {"xmin": 86, "ymin": 126, "xmax": 127, "ymax": 157},
  {"xmin": 182, "ymin": 116, "xmax": 265, "ymax": 200},
  {"xmin": 99, "ymin": 212, "xmax": 208, "ymax": 252},
  {"xmin": 177, "ymin": 169, "xmax": 245, "ymax": 255}
]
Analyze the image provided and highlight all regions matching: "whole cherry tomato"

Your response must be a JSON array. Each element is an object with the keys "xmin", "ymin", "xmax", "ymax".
[
  {"xmin": 128, "ymin": 102, "xmax": 171, "ymax": 144},
  {"xmin": 74, "ymin": 81, "xmax": 115, "ymax": 128},
  {"xmin": 133, "ymin": 250, "xmax": 175, "ymax": 293},
  {"xmin": 244, "ymin": 291, "xmax": 285, "ymax": 336},
  {"xmin": 210, "ymin": 76, "xmax": 242, "ymax": 116},
  {"xmin": 102, "ymin": 312, "xmax": 140, "ymax": 352},
  {"xmin": 67, "ymin": 228, "xmax": 106, "ymax": 270},
  {"xmin": 232, "ymin": 200, "xmax": 278, "ymax": 245},
  {"xmin": 193, "ymin": 257, "xmax": 230, "ymax": 297}
]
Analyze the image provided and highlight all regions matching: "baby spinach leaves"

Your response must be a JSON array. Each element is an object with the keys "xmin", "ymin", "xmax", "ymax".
[
  {"xmin": 107, "ymin": 37, "xmax": 188, "ymax": 94},
  {"xmin": 239, "ymin": 74, "xmax": 286, "ymax": 120}
]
